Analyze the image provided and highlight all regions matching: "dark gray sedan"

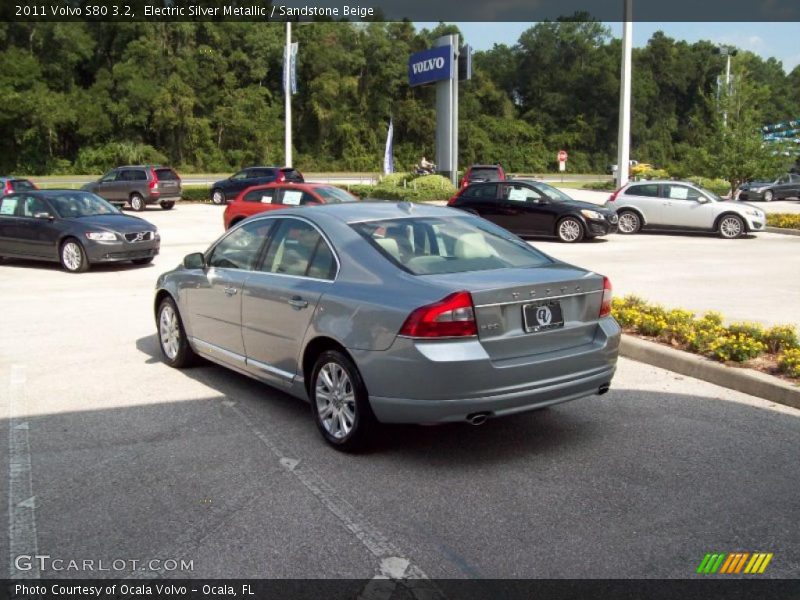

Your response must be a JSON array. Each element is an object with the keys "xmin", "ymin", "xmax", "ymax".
[
  {"xmin": 154, "ymin": 203, "xmax": 620, "ymax": 450},
  {"xmin": 0, "ymin": 190, "xmax": 159, "ymax": 272}
]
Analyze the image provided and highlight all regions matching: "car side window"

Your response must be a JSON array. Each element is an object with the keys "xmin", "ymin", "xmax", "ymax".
[
  {"xmin": 663, "ymin": 184, "xmax": 701, "ymax": 201},
  {"xmin": 207, "ymin": 220, "xmax": 272, "ymax": 270},
  {"xmin": 300, "ymin": 192, "xmax": 319, "ymax": 206},
  {"xmin": 628, "ymin": 184, "xmax": 659, "ymax": 197},
  {"xmin": 502, "ymin": 184, "xmax": 542, "ymax": 202},
  {"xmin": 132, "ymin": 169, "xmax": 147, "ymax": 181},
  {"xmin": 254, "ymin": 168, "xmax": 275, "ymax": 179},
  {"xmin": 261, "ymin": 219, "xmax": 335, "ymax": 279},
  {"xmin": 243, "ymin": 189, "xmax": 276, "ymax": 203},
  {"xmin": 778, "ymin": 175, "xmax": 789, "ymax": 184},
  {"xmin": 791, "ymin": 174, "xmax": 800, "ymax": 183},
  {"xmin": 0, "ymin": 196, "xmax": 20, "ymax": 216},
  {"xmin": 464, "ymin": 184, "xmax": 498, "ymax": 200},
  {"xmin": 100, "ymin": 170, "xmax": 118, "ymax": 183},
  {"xmin": 230, "ymin": 170, "xmax": 248, "ymax": 181},
  {"xmin": 20, "ymin": 196, "xmax": 50, "ymax": 217}
]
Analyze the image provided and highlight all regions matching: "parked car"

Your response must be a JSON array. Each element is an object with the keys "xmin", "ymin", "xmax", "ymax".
[
  {"xmin": 82, "ymin": 165, "xmax": 181, "ymax": 211},
  {"xmin": 448, "ymin": 179, "xmax": 618, "ymax": 242},
  {"xmin": 0, "ymin": 190, "xmax": 159, "ymax": 272},
  {"xmin": 1, "ymin": 177, "xmax": 37, "ymax": 196},
  {"xmin": 211, "ymin": 167, "xmax": 304, "ymax": 205},
  {"xmin": 154, "ymin": 203, "xmax": 619, "ymax": 450},
  {"xmin": 737, "ymin": 173, "xmax": 800, "ymax": 202},
  {"xmin": 459, "ymin": 164, "xmax": 506, "ymax": 188},
  {"xmin": 223, "ymin": 182, "xmax": 358, "ymax": 230},
  {"xmin": 607, "ymin": 180, "xmax": 765, "ymax": 238}
]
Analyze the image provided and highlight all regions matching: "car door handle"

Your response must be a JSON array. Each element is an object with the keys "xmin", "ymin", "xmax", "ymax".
[
  {"xmin": 287, "ymin": 296, "xmax": 308, "ymax": 309},
  {"xmin": 224, "ymin": 286, "xmax": 238, "ymax": 296}
]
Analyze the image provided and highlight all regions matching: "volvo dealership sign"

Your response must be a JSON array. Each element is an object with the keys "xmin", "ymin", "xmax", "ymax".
[{"xmin": 408, "ymin": 45, "xmax": 453, "ymax": 87}]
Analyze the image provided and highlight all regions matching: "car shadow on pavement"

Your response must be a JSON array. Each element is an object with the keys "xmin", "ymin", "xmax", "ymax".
[
  {"xmin": 135, "ymin": 333, "xmax": 602, "ymax": 462},
  {"xmin": 0, "ymin": 257, "xmax": 156, "ymax": 273}
]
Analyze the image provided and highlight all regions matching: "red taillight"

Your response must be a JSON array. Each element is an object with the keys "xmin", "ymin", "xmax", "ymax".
[
  {"xmin": 607, "ymin": 186, "xmax": 624, "ymax": 202},
  {"xmin": 3, "ymin": 181, "xmax": 12, "ymax": 195},
  {"xmin": 276, "ymin": 171, "xmax": 286, "ymax": 183},
  {"xmin": 399, "ymin": 291, "xmax": 477, "ymax": 338},
  {"xmin": 599, "ymin": 277, "xmax": 612, "ymax": 317},
  {"xmin": 149, "ymin": 168, "xmax": 160, "ymax": 195}
]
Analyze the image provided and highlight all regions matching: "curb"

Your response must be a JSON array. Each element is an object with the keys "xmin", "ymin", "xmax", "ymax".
[
  {"xmin": 765, "ymin": 226, "xmax": 800, "ymax": 237},
  {"xmin": 619, "ymin": 335, "xmax": 800, "ymax": 410}
]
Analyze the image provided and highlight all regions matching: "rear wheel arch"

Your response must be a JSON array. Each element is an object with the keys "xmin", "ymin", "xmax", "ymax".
[
  {"xmin": 617, "ymin": 206, "xmax": 646, "ymax": 225},
  {"xmin": 302, "ymin": 337, "xmax": 355, "ymax": 397},
  {"xmin": 229, "ymin": 216, "xmax": 245, "ymax": 228}
]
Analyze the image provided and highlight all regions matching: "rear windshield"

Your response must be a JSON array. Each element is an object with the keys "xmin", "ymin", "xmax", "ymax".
[
  {"xmin": 11, "ymin": 180, "xmax": 36, "ymax": 191},
  {"xmin": 314, "ymin": 186, "xmax": 357, "ymax": 203},
  {"xmin": 351, "ymin": 216, "xmax": 552, "ymax": 275},
  {"xmin": 154, "ymin": 168, "xmax": 179, "ymax": 181},
  {"xmin": 468, "ymin": 168, "xmax": 501, "ymax": 181},
  {"xmin": 282, "ymin": 168, "xmax": 304, "ymax": 182}
]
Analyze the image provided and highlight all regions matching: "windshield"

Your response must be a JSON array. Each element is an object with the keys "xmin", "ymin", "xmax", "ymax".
[
  {"xmin": 314, "ymin": 186, "xmax": 357, "ymax": 203},
  {"xmin": 468, "ymin": 168, "xmax": 500, "ymax": 181},
  {"xmin": 49, "ymin": 192, "xmax": 121, "ymax": 218},
  {"xmin": 351, "ymin": 216, "xmax": 552, "ymax": 275},
  {"xmin": 529, "ymin": 182, "xmax": 574, "ymax": 202}
]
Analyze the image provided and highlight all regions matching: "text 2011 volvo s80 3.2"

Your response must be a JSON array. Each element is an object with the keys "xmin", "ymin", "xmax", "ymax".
[{"xmin": 154, "ymin": 203, "xmax": 620, "ymax": 450}]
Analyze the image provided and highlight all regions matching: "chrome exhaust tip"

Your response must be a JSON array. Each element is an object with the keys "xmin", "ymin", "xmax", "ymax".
[{"xmin": 466, "ymin": 412, "xmax": 489, "ymax": 426}]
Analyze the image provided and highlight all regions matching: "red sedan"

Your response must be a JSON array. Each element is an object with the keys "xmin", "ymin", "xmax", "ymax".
[{"xmin": 222, "ymin": 182, "xmax": 358, "ymax": 230}]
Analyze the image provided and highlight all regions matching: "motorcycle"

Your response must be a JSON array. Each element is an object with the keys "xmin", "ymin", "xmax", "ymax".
[{"xmin": 414, "ymin": 162, "xmax": 437, "ymax": 175}]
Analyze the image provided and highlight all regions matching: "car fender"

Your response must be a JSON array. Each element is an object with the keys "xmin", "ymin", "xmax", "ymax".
[
  {"xmin": 713, "ymin": 210, "xmax": 750, "ymax": 232},
  {"xmin": 613, "ymin": 203, "xmax": 648, "ymax": 225}
]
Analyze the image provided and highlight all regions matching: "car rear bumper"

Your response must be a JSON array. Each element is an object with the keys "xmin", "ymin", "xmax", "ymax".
[{"xmin": 353, "ymin": 317, "xmax": 620, "ymax": 424}]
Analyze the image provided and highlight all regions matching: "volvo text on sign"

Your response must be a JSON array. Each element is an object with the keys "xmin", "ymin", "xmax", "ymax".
[{"xmin": 408, "ymin": 45, "xmax": 453, "ymax": 87}]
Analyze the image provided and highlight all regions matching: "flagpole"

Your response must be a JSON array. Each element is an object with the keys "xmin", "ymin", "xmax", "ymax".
[{"xmin": 285, "ymin": 21, "xmax": 292, "ymax": 168}]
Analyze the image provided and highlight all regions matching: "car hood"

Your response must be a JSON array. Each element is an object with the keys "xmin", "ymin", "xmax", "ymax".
[
  {"xmin": 66, "ymin": 214, "xmax": 156, "ymax": 233},
  {"xmin": 564, "ymin": 199, "xmax": 614, "ymax": 213}
]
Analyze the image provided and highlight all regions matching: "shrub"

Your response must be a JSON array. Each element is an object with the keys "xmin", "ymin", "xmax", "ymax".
[
  {"xmin": 766, "ymin": 213, "xmax": 800, "ymax": 230},
  {"xmin": 583, "ymin": 180, "xmax": 616, "ymax": 191},
  {"xmin": 726, "ymin": 321, "xmax": 765, "ymax": 343},
  {"xmin": 705, "ymin": 333, "xmax": 766, "ymax": 363},
  {"xmin": 659, "ymin": 308, "xmax": 695, "ymax": 345},
  {"xmin": 378, "ymin": 172, "xmax": 415, "ymax": 187},
  {"xmin": 181, "ymin": 186, "xmax": 212, "ymax": 202},
  {"xmin": 778, "ymin": 348, "xmax": 800, "ymax": 378},
  {"xmin": 764, "ymin": 325, "xmax": 799, "ymax": 354}
]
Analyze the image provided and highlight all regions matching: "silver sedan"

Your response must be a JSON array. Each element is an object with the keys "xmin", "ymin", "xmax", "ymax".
[{"xmin": 154, "ymin": 203, "xmax": 620, "ymax": 450}]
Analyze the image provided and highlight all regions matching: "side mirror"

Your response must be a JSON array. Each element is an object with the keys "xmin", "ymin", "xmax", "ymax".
[
  {"xmin": 183, "ymin": 252, "xmax": 206, "ymax": 269},
  {"xmin": 696, "ymin": 197, "xmax": 710, "ymax": 204},
  {"xmin": 33, "ymin": 212, "xmax": 53, "ymax": 220}
]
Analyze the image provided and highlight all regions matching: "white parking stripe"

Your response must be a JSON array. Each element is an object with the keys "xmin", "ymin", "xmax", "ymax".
[{"xmin": 7, "ymin": 365, "xmax": 40, "ymax": 579}]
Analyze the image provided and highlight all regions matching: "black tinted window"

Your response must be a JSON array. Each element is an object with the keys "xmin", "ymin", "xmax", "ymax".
[
  {"xmin": 468, "ymin": 168, "xmax": 500, "ymax": 181},
  {"xmin": 154, "ymin": 168, "xmax": 179, "ymax": 181},
  {"xmin": 281, "ymin": 168, "xmax": 304, "ymax": 182},
  {"xmin": 627, "ymin": 184, "xmax": 659, "ymax": 197},
  {"xmin": 11, "ymin": 180, "xmax": 35, "ymax": 191},
  {"xmin": 243, "ymin": 189, "xmax": 276, "ymax": 203},
  {"xmin": 463, "ymin": 184, "xmax": 497, "ymax": 199},
  {"xmin": 252, "ymin": 168, "xmax": 277, "ymax": 178}
]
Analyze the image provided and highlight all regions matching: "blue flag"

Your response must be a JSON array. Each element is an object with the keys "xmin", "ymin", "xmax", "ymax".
[{"xmin": 383, "ymin": 118, "xmax": 394, "ymax": 175}]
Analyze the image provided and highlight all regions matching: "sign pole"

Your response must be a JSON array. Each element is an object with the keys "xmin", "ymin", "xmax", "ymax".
[
  {"xmin": 616, "ymin": 0, "xmax": 632, "ymax": 188},
  {"xmin": 284, "ymin": 21, "xmax": 292, "ymax": 168}
]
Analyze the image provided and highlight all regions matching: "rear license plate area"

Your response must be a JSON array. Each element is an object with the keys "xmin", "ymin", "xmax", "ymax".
[{"xmin": 523, "ymin": 301, "xmax": 564, "ymax": 332}]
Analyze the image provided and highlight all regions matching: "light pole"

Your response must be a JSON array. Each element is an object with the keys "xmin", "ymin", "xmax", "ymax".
[
  {"xmin": 616, "ymin": 0, "xmax": 633, "ymax": 188},
  {"xmin": 716, "ymin": 45, "xmax": 737, "ymax": 128}
]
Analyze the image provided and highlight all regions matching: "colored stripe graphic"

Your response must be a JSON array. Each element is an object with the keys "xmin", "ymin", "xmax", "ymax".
[{"xmin": 699, "ymin": 552, "xmax": 773, "ymax": 574}]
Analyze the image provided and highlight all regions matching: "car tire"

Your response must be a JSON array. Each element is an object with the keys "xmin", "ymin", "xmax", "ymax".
[
  {"xmin": 132, "ymin": 257, "xmax": 154, "ymax": 265},
  {"xmin": 59, "ymin": 238, "xmax": 89, "ymax": 273},
  {"xmin": 310, "ymin": 350, "xmax": 375, "ymax": 452},
  {"xmin": 556, "ymin": 217, "xmax": 585, "ymax": 243},
  {"xmin": 130, "ymin": 193, "xmax": 145, "ymax": 212},
  {"xmin": 717, "ymin": 214, "xmax": 745, "ymax": 239},
  {"xmin": 617, "ymin": 210, "xmax": 642, "ymax": 234},
  {"xmin": 211, "ymin": 189, "xmax": 225, "ymax": 205},
  {"xmin": 763, "ymin": 190, "xmax": 773, "ymax": 202},
  {"xmin": 160, "ymin": 201, "xmax": 175, "ymax": 210},
  {"xmin": 157, "ymin": 296, "xmax": 197, "ymax": 368}
]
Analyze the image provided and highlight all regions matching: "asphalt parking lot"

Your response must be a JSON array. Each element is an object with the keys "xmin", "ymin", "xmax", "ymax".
[{"xmin": 1, "ymin": 202, "xmax": 799, "ymax": 580}]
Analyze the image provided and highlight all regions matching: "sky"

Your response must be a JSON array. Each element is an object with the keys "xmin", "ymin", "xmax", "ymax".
[{"xmin": 416, "ymin": 22, "xmax": 800, "ymax": 73}]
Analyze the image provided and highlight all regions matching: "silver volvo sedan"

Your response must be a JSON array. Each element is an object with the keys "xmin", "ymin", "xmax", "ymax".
[{"xmin": 154, "ymin": 203, "xmax": 620, "ymax": 450}]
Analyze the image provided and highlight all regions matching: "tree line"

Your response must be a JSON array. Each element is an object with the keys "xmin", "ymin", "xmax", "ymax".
[{"xmin": 0, "ymin": 18, "xmax": 798, "ymax": 176}]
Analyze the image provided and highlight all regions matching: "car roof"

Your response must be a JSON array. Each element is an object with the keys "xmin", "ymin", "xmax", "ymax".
[
  {"xmin": 468, "ymin": 164, "xmax": 502, "ymax": 170},
  {"xmin": 237, "ymin": 182, "xmax": 336, "ymax": 193},
  {"xmin": 249, "ymin": 201, "xmax": 461, "ymax": 225}
]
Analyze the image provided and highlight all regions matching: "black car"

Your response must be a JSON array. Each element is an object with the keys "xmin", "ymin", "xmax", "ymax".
[
  {"xmin": 448, "ymin": 179, "xmax": 618, "ymax": 242},
  {"xmin": 210, "ymin": 167, "xmax": 304, "ymax": 204},
  {"xmin": 82, "ymin": 165, "xmax": 182, "ymax": 211},
  {"xmin": 738, "ymin": 173, "xmax": 800, "ymax": 202},
  {"xmin": 0, "ymin": 190, "xmax": 159, "ymax": 273}
]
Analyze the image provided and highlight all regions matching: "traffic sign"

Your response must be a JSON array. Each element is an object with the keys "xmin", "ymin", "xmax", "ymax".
[{"xmin": 558, "ymin": 150, "xmax": 568, "ymax": 162}]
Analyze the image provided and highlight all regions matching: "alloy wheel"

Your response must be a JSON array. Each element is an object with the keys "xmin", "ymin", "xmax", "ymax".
[
  {"xmin": 315, "ymin": 362, "xmax": 356, "ymax": 440},
  {"xmin": 62, "ymin": 242, "xmax": 83, "ymax": 272},
  {"xmin": 159, "ymin": 304, "xmax": 181, "ymax": 360},
  {"xmin": 618, "ymin": 212, "xmax": 640, "ymax": 234},
  {"xmin": 558, "ymin": 218, "xmax": 583, "ymax": 242},
  {"xmin": 719, "ymin": 216, "xmax": 743, "ymax": 239}
]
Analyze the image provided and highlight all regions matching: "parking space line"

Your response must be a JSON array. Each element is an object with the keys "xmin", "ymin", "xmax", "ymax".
[
  {"xmin": 7, "ymin": 365, "xmax": 40, "ymax": 579},
  {"xmin": 226, "ymin": 402, "xmax": 443, "ymax": 597}
]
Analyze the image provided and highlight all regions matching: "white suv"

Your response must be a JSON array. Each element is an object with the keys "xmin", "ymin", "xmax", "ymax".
[{"xmin": 606, "ymin": 180, "xmax": 765, "ymax": 239}]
